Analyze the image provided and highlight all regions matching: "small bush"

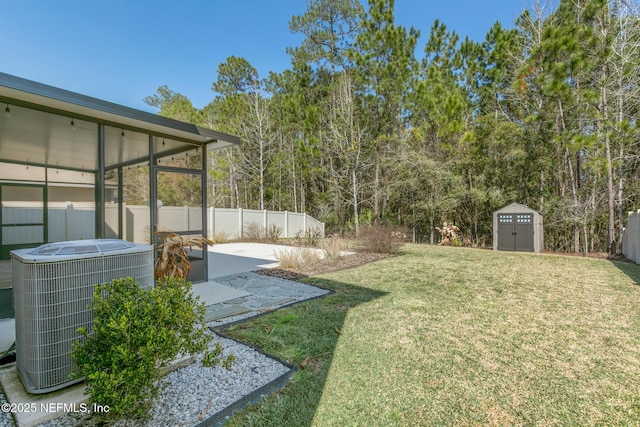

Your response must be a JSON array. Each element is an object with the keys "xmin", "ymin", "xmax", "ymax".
[
  {"xmin": 276, "ymin": 247, "xmax": 321, "ymax": 269},
  {"xmin": 357, "ymin": 224, "xmax": 404, "ymax": 254},
  {"xmin": 321, "ymin": 235, "xmax": 343, "ymax": 266},
  {"xmin": 212, "ymin": 231, "xmax": 230, "ymax": 244},
  {"xmin": 300, "ymin": 247, "xmax": 322, "ymax": 266},
  {"xmin": 294, "ymin": 226, "xmax": 323, "ymax": 247},
  {"xmin": 276, "ymin": 247, "xmax": 299, "ymax": 269},
  {"xmin": 266, "ymin": 224, "xmax": 282, "ymax": 243},
  {"xmin": 244, "ymin": 222, "xmax": 265, "ymax": 241},
  {"xmin": 435, "ymin": 222, "xmax": 461, "ymax": 246},
  {"xmin": 72, "ymin": 277, "xmax": 234, "ymax": 421},
  {"xmin": 155, "ymin": 233, "xmax": 214, "ymax": 280}
]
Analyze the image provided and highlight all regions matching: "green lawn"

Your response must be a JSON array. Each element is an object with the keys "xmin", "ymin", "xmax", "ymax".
[{"xmin": 221, "ymin": 244, "xmax": 640, "ymax": 426}]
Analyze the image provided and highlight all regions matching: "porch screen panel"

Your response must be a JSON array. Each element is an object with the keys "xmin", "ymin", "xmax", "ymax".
[
  {"xmin": 156, "ymin": 171, "xmax": 203, "ymax": 234},
  {"xmin": 1, "ymin": 185, "xmax": 45, "ymax": 247}
]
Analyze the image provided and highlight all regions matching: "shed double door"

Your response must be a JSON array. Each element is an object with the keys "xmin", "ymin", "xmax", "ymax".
[{"xmin": 497, "ymin": 213, "xmax": 534, "ymax": 252}]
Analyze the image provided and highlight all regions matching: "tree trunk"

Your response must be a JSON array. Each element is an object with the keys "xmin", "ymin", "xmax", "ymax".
[
  {"xmin": 259, "ymin": 137, "xmax": 264, "ymax": 210},
  {"xmin": 566, "ymin": 148, "xmax": 581, "ymax": 254},
  {"xmin": 596, "ymin": 3, "xmax": 616, "ymax": 254},
  {"xmin": 374, "ymin": 157, "xmax": 380, "ymax": 221},
  {"xmin": 292, "ymin": 145, "xmax": 298, "ymax": 213},
  {"xmin": 352, "ymin": 168, "xmax": 359, "ymax": 238},
  {"xmin": 230, "ymin": 164, "xmax": 237, "ymax": 209},
  {"xmin": 558, "ymin": 98, "xmax": 580, "ymax": 253},
  {"xmin": 617, "ymin": 148, "xmax": 625, "ymax": 250},
  {"xmin": 603, "ymin": 92, "xmax": 616, "ymax": 254},
  {"xmin": 430, "ymin": 218, "xmax": 435, "ymax": 245}
]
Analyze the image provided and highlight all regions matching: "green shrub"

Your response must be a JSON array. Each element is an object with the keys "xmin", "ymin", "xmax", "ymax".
[{"xmin": 72, "ymin": 277, "xmax": 233, "ymax": 421}]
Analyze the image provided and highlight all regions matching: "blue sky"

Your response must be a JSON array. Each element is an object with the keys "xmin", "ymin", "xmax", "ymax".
[{"xmin": 1, "ymin": 0, "xmax": 526, "ymax": 112}]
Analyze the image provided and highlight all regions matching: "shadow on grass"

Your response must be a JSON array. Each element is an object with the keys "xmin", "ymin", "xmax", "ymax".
[
  {"xmin": 216, "ymin": 276, "xmax": 387, "ymax": 426},
  {"xmin": 610, "ymin": 258, "xmax": 640, "ymax": 285}
]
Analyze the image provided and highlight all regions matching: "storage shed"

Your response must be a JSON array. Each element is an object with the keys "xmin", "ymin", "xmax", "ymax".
[{"xmin": 493, "ymin": 203, "xmax": 543, "ymax": 252}]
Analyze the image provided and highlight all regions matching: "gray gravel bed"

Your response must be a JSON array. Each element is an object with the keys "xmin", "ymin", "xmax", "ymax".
[
  {"xmin": 36, "ymin": 333, "xmax": 291, "ymax": 427},
  {"xmin": 0, "ymin": 385, "xmax": 13, "ymax": 427}
]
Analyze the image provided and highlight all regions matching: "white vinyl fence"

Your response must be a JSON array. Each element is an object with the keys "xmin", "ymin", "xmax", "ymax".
[
  {"xmin": 208, "ymin": 207, "xmax": 324, "ymax": 239},
  {"xmin": 622, "ymin": 210, "xmax": 640, "ymax": 263},
  {"xmin": 50, "ymin": 202, "xmax": 96, "ymax": 241},
  {"xmin": 2, "ymin": 202, "xmax": 96, "ymax": 244},
  {"xmin": 3, "ymin": 203, "xmax": 324, "ymax": 245}
]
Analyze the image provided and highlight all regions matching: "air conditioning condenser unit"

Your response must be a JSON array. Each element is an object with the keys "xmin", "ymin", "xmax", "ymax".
[{"xmin": 11, "ymin": 239, "xmax": 154, "ymax": 394}]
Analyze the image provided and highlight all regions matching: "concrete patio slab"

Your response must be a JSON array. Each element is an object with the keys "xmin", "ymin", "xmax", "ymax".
[
  {"xmin": 0, "ymin": 365, "xmax": 88, "ymax": 427},
  {"xmin": 207, "ymin": 242, "xmax": 326, "ymax": 278},
  {"xmin": 210, "ymin": 243, "xmax": 294, "ymax": 260}
]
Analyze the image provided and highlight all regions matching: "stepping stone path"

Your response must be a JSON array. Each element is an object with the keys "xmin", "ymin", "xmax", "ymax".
[{"xmin": 205, "ymin": 272, "xmax": 331, "ymax": 325}]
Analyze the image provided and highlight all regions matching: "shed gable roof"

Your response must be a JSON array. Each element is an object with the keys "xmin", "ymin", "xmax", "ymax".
[{"xmin": 494, "ymin": 202, "xmax": 540, "ymax": 215}]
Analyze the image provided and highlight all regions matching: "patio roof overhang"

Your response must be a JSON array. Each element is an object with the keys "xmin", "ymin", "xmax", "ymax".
[{"xmin": 0, "ymin": 72, "xmax": 240, "ymax": 172}]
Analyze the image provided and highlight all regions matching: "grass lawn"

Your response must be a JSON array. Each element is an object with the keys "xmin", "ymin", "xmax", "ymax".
[{"xmin": 221, "ymin": 244, "xmax": 640, "ymax": 426}]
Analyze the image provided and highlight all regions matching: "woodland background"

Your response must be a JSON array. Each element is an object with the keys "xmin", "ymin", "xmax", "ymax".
[{"xmin": 142, "ymin": 0, "xmax": 640, "ymax": 254}]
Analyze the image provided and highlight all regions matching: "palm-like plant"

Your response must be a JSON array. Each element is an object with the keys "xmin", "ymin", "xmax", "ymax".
[{"xmin": 154, "ymin": 232, "xmax": 214, "ymax": 280}]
